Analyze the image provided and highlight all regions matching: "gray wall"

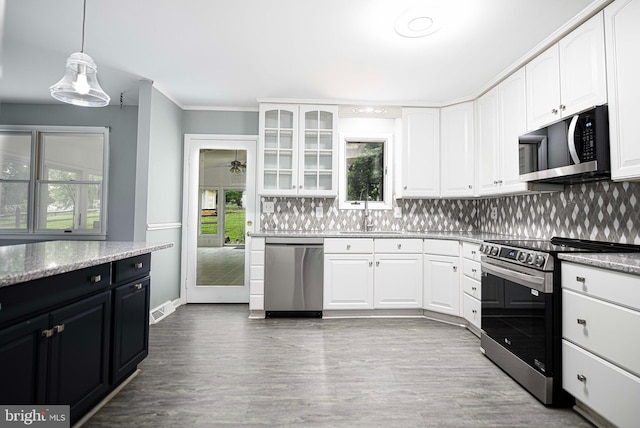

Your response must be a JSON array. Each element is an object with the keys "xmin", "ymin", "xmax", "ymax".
[
  {"xmin": 136, "ymin": 84, "xmax": 184, "ymax": 308},
  {"xmin": 0, "ymin": 102, "xmax": 139, "ymax": 241},
  {"xmin": 182, "ymin": 110, "xmax": 258, "ymax": 135}
]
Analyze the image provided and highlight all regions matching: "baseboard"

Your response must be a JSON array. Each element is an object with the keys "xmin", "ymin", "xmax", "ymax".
[
  {"xmin": 573, "ymin": 400, "xmax": 616, "ymax": 428},
  {"xmin": 322, "ymin": 308, "xmax": 424, "ymax": 319}
]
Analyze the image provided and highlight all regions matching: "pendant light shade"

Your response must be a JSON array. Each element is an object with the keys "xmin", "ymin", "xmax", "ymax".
[
  {"xmin": 50, "ymin": 52, "xmax": 110, "ymax": 107},
  {"xmin": 49, "ymin": 0, "xmax": 110, "ymax": 107}
]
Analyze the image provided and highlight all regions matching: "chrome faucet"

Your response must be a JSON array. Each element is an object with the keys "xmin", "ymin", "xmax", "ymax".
[{"xmin": 363, "ymin": 191, "xmax": 374, "ymax": 232}]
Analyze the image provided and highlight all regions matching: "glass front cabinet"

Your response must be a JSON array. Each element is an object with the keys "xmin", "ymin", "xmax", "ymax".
[{"xmin": 258, "ymin": 104, "xmax": 338, "ymax": 197}]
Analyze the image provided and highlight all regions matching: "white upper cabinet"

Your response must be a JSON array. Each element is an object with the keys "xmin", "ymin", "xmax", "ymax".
[
  {"xmin": 398, "ymin": 108, "xmax": 440, "ymax": 198},
  {"xmin": 258, "ymin": 104, "xmax": 338, "ymax": 196},
  {"xmin": 441, "ymin": 102, "xmax": 475, "ymax": 197},
  {"xmin": 258, "ymin": 104, "xmax": 298, "ymax": 196},
  {"xmin": 526, "ymin": 12, "xmax": 606, "ymax": 131},
  {"xmin": 479, "ymin": 68, "xmax": 537, "ymax": 196},
  {"xmin": 605, "ymin": 0, "xmax": 640, "ymax": 181},
  {"xmin": 298, "ymin": 105, "xmax": 339, "ymax": 196}
]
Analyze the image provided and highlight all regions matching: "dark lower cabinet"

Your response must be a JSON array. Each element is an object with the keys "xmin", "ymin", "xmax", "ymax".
[
  {"xmin": 0, "ymin": 253, "xmax": 152, "ymax": 424},
  {"xmin": 0, "ymin": 314, "xmax": 48, "ymax": 404},
  {"xmin": 48, "ymin": 291, "xmax": 111, "ymax": 420},
  {"xmin": 111, "ymin": 278, "xmax": 150, "ymax": 384}
]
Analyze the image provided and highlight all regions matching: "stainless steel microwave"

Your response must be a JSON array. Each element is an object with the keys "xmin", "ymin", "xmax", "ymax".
[{"xmin": 518, "ymin": 105, "xmax": 610, "ymax": 184}]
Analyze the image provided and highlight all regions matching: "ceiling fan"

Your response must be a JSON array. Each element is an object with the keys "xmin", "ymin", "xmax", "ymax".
[{"xmin": 229, "ymin": 150, "xmax": 247, "ymax": 174}]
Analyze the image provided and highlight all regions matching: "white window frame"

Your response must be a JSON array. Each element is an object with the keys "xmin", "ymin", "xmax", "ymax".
[
  {"xmin": 0, "ymin": 125, "xmax": 109, "ymax": 240},
  {"xmin": 338, "ymin": 132, "xmax": 393, "ymax": 210}
]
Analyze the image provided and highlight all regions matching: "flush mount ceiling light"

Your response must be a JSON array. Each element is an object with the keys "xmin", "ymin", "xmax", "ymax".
[
  {"xmin": 50, "ymin": 0, "xmax": 110, "ymax": 107},
  {"xmin": 394, "ymin": 7, "xmax": 441, "ymax": 38}
]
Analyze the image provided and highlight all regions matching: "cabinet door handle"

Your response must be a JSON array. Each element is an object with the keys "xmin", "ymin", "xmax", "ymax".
[
  {"xmin": 42, "ymin": 329, "xmax": 54, "ymax": 338},
  {"xmin": 134, "ymin": 262, "xmax": 144, "ymax": 269},
  {"xmin": 471, "ymin": 250, "xmax": 476, "ymax": 255},
  {"xmin": 468, "ymin": 185, "xmax": 472, "ymax": 189},
  {"xmin": 576, "ymin": 276, "xmax": 585, "ymax": 283},
  {"xmin": 552, "ymin": 108, "xmax": 558, "ymax": 115},
  {"xmin": 376, "ymin": 261, "xmax": 380, "ymax": 267},
  {"xmin": 471, "ymin": 268, "xmax": 477, "ymax": 273},
  {"xmin": 53, "ymin": 324, "xmax": 65, "ymax": 334},
  {"xmin": 577, "ymin": 318, "xmax": 587, "ymax": 326},
  {"xmin": 453, "ymin": 266, "xmax": 458, "ymax": 272},
  {"xmin": 471, "ymin": 286, "xmax": 477, "ymax": 291},
  {"xmin": 560, "ymin": 104, "xmax": 566, "ymax": 111},
  {"xmin": 397, "ymin": 244, "xmax": 402, "ymax": 250},
  {"xmin": 404, "ymin": 186, "xmax": 407, "ymax": 190},
  {"xmin": 346, "ymin": 244, "xmax": 351, "ymax": 250},
  {"xmin": 90, "ymin": 274, "xmax": 102, "ymax": 283},
  {"xmin": 472, "ymin": 309, "xmax": 477, "ymax": 314},
  {"xmin": 577, "ymin": 374, "xmax": 586, "ymax": 383},
  {"xmin": 134, "ymin": 283, "xmax": 143, "ymax": 290},
  {"xmin": 369, "ymin": 261, "xmax": 373, "ymax": 267}
]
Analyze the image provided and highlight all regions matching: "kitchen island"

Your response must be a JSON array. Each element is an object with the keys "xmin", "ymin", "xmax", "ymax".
[{"xmin": 0, "ymin": 240, "xmax": 172, "ymax": 424}]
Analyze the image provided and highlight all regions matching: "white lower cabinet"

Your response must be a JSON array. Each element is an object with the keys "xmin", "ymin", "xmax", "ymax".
[
  {"xmin": 423, "ymin": 254, "xmax": 460, "ymax": 316},
  {"xmin": 561, "ymin": 261, "xmax": 640, "ymax": 427},
  {"xmin": 374, "ymin": 253, "xmax": 423, "ymax": 309},
  {"xmin": 324, "ymin": 253, "xmax": 374, "ymax": 310},
  {"xmin": 462, "ymin": 293, "xmax": 481, "ymax": 330},
  {"xmin": 461, "ymin": 242, "xmax": 481, "ymax": 332},
  {"xmin": 324, "ymin": 238, "xmax": 423, "ymax": 310}
]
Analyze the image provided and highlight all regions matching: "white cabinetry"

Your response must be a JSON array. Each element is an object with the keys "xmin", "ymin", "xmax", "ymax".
[
  {"xmin": 373, "ymin": 239, "xmax": 423, "ymax": 309},
  {"xmin": 323, "ymin": 239, "xmax": 374, "ymax": 310},
  {"xmin": 258, "ymin": 104, "xmax": 338, "ymax": 196},
  {"xmin": 526, "ymin": 12, "xmax": 606, "ymax": 130},
  {"xmin": 561, "ymin": 262, "xmax": 640, "ymax": 428},
  {"xmin": 398, "ymin": 108, "xmax": 440, "ymax": 198},
  {"xmin": 249, "ymin": 237, "xmax": 265, "ymax": 312},
  {"xmin": 441, "ymin": 102, "xmax": 475, "ymax": 197},
  {"xmin": 605, "ymin": 0, "xmax": 640, "ymax": 181},
  {"xmin": 461, "ymin": 242, "xmax": 481, "ymax": 333},
  {"xmin": 478, "ymin": 68, "xmax": 538, "ymax": 196},
  {"xmin": 423, "ymin": 239, "xmax": 460, "ymax": 316}
]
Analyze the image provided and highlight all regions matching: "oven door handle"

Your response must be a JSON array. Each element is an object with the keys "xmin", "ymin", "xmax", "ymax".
[{"xmin": 481, "ymin": 260, "xmax": 548, "ymax": 293}]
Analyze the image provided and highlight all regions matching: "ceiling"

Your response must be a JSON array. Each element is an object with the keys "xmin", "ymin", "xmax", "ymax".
[{"xmin": 1, "ymin": 0, "xmax": 603, "ymax": 110}]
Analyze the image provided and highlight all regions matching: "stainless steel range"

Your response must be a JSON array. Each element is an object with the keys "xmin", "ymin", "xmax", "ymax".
[{"xmin": 479, "ymin": 237, "xmax": 640, "ymax": 407}]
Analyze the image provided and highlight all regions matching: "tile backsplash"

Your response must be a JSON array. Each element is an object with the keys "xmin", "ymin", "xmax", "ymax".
[{"xmin": 260, "ymin": 181, "xmax": 640, "ymax": 244}]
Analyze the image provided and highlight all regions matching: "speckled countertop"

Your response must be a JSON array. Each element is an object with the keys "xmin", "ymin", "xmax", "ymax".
[
  {"xmin": 0, "ymin": 241, "xmax": 174, "ymax": 288},
  {"xmin": 559, "ymin": 253, "xmax": 640, "ymax": 276},
  {"xmin": 253, "ymin": 230, "xmax": 510, "ymax": 244}
]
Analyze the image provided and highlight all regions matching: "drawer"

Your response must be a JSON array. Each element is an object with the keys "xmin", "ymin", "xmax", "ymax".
[
  {"xmin": 462, "ymin": 242, "xmax": 481, "ymax": 262},
  {"xmin": 563, "ymin": 289, "xmax": 640, "ymax": 377},
  {"xmin": 463, "ymin": 293, "xmax": 481, "ymax": 329},
  {"xmin": 562, "ymin": 262, "xmax": 640, "ymax": 311},
  {"xmin": 462, "ymin": 258, "xmax": 481, "ymax": 281},
  {"xmin": 374, "ymin": 238, "xmax": 422, "ymax": 253},
  {"xmin": 324, "ymin": 238, "xmax": 374, "ymax": 254},
  {"xmin": 113, "ymin": 253, "xmax": 151, "ymax": 284},
  {"xmin": 563, "ymin": 340, "xmax": 640, "ymax": 428},
  {"xmin": 0, "ymin": 263, "xmax": 111, "ymax": 327},
  {"xmin": 462, "ymin": 275, "xmax": 481, "ymax": 299},
  {"xmin": 424, "ymin": 239, "xmax": 459, "ymax": 257}
]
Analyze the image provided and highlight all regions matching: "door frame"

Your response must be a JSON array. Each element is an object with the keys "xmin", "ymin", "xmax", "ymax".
[{"xmin": 181, "ymin": 134, "xmax": 257, "ymax": 303}]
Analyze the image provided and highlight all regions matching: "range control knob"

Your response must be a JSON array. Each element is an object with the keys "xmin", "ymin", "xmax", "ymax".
[
  {"xmin": 479, "ymin": 244, "xmax": 486, "ymax": 253},
  {"xmin": 517, "ymin": 252, "xmax": 527, "ymax": 263},
  {"xmin": 526, "ymin": 253, "xmax": 535, "ymax": 264},
  {"xmin": 534, "ymin": 255, "xmax": 546, "ymax": 267},
  {"xmin": 490, "ymin": 246, "xmax": 499, "ymax": 256}
]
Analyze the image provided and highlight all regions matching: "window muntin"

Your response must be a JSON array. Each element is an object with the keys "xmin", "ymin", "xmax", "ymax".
[{"xmin": 0, "ymin": 132, "xmax": 32, "ymax": 231}]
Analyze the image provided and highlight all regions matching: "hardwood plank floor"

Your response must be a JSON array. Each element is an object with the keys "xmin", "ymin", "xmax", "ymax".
[{"xmin": 85, "ymin": 305, "xmax": 591, "ymax": 427}]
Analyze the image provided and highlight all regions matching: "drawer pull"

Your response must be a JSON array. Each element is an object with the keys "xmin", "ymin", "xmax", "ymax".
[
  {"xmin": 376, "ymin": 261, "xmax": 380, "ymax": 267},
  {"xmin": 42, "ymin": 329, "xmax": 54, "ymax": 338},
  {"xmin": 576, "ymin": 276, "xmax": 586, "ymax": 283},
  {"xmin": 472, "ymin": 309, "xmax": 477, "ymax": 314},
  {"xmin": 347, "ymin": 245, "xmax": 351, "ymax": 250},
  {"xmin": 90, "ymin": 274, "xmax": 102, "ymax": 283},
  {"xmin": 397, "ymin": 244, "xmax": 402, "ymax": 250},
  {"xmin": 577, "ymin": 374, "xmax": 587, "ymax": 383},
  {"xmin": 453, "ymin": 266, "xmax": 458, "ymax": 272},
  {"xmin": 53, "ymin": 324, "xmax": 65, "ymax": 334},
  {"xmin": 577, "ymin": 318, "xmax": 587, "ymax": 326},
  {"xmin": 471, "ymin": 268, "xmax": 477, "ymax": 273},
  {"xmin": 369, "ymin": 261, "xmax": 373, "ymax": 267},
  {"xmin": 135, "ymin": 262, "xmax": 144, "ymax": 269},
  {"xmin": 472, "ymin": 286, "xmax": 477, "ymax": 291},
  {"xmin": 134, "ymin": 283, "xmax": 143, "ymax": 290}
]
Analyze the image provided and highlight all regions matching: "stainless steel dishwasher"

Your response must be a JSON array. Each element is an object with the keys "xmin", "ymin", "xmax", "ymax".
[{"xmin": 264, "ymin": 237, "xmax": 323, "ymax": 317}]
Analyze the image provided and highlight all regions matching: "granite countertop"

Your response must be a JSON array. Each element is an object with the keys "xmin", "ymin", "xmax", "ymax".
[
  {"xmin": 253, "ymin": 230, "xmax": 511, "ymax": 244},
  {"xmin": 558, "ymin": 253, "xmax": 640, "ymax": 276},
  {"xmin": 0, "ymin": 241, "xmax": 174, "ymax": 288}
]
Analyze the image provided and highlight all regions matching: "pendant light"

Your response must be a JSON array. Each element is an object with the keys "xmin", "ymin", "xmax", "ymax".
[{"xmin": 49, "ymin": 0, "xmax": 110, "ymax": 107}]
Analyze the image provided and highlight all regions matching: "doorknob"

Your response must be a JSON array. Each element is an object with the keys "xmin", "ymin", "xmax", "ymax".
[
  {"xmin": 247, "ymin": 220, "xmax": 253, "ymax": 226},
  {"xmin": 246, "ymin": 231, "xmax": 252, "ymax": 237}
]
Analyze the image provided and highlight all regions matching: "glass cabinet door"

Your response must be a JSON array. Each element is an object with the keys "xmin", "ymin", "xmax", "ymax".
[
  {"xmin": 299, "ymin": 105, "xmax": 338, "ymax": 196},
  {"xmin": 260, "ymin": 105, "xmax": 298, "ymax": 195}
]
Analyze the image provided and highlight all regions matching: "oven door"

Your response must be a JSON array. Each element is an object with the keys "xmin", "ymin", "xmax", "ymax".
[{"xmin": 481, "ymin": 257, "xmax": 554, "ymax": 375}]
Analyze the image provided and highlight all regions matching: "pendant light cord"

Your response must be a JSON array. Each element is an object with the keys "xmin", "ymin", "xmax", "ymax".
[{"xmin": 80, "ymin": 0, "xmax": 87, "ymax": 52}]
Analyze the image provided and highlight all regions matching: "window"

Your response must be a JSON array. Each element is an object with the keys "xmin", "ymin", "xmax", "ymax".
[
  {"xmin": 339, "ymin": 133, "xmax": 392, "ymax": 210},
  {"xmin": 0, "ymin": 126, "xmax": 109, "ymax": 238}
]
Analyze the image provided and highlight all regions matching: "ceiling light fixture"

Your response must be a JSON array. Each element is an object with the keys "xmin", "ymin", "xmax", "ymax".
[
  {"xmin": 395, "ymin": 8, "xmax": 440, "ymax": 38},
  {"xmin": 229, "ymin": 150, "xmax": 246, "ymax": 174},
  {"xmin": 49, "ymin": 0, "xmax": 110, "ymax": 107},
  {"xmin": 352, "ymin": 106, "xmax": 388, "ymax": 115}
]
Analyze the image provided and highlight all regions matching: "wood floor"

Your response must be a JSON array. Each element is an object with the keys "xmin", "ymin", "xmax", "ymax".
[{"xmin": 85, "ymin": 305, "xmax": 591, "ymax": 427}]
